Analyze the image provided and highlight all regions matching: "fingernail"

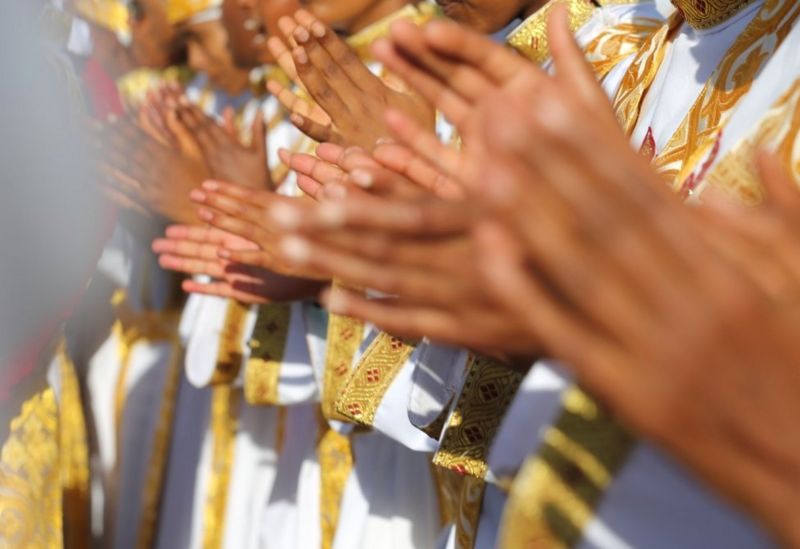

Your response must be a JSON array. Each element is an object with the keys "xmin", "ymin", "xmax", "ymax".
[
  {"xmin": 290, "ymin": 113, "xmax": 304, "ymax": 127},
  {"xmin": 218, "ymin": 248, "xmax": 231, "ymax": 259},
  {"xmin": 318, "ymin": 202, "xmax": 346, "ymax": 226},
  {"xmin": 202, "ymin": 180, "xmax": 219, "ymax": 191},
  {"xmin": 198, "ymin": 208, "xmax": 213, "ymax": 221},
  {"xmin": 269, "ymin": 202, "xmax": 302, "ymax": 230},
  {"xmin": 311, "ymin": 22, "xmax": 325, "ymax": 38},
  {"xmin": 375, "ymin": 137, "xmax": 395, "ymax": 147},
  {"xmin": 294, "ymin": 26, "xmax": 310, "ymax": 43},
  {"xmin": 294, "ymin": 47, "xmax": 308, "ymax": 65},
  {"xmin": 349, "ymin": 169, "xmax": 373, "ymax": 189},
  {"xmin": 189, "ymin": 189, "xmax": 206, "ymax": 202},
  {"xmin": 178, "ymin": 95, "xmax": 190, "ymax": 107},
  {"xmin": 280, "ymin": 236, "xmax": 311, "ymax": 263},
  {"xmin": 323, "ymin": 183, "xmax": 347, "ymax": 200}
]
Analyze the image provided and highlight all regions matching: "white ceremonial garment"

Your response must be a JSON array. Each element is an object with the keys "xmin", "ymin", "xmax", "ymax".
[{"xmin": 332, "ymin": 431, "xmax": 442, "ymax": 549}]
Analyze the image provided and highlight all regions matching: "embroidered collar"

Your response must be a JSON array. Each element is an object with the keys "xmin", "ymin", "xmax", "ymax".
[{"xmin": 672, "ymin": 0, "xmax": 760, "ymax": 29}]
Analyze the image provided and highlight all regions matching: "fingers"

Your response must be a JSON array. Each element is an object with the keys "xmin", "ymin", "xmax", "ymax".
[
  {"xmin": 284, "ymin": 150, "xmax": 347, "ymax": 185},
  {"xmin": 372, "ymin": 142, "xmax": 464, "ymax": 200},
  {"xmin": 160, "ymin": 254, "xmax": 227, "ymax": 278},
  {"xmin": 289, "ymin": 111, "xmax": 338, "ymax": 143},
  {"xmin": 251, "ymin": 109, "xmax": 267, "ymax": 154},
  {"xmin": 176, "ymin": 99, "xmax": 220, "ymax": 154},
  {"xmin": 182, "ymin": 278, "xmax": 268, "ymax": 304},
  {"xmin": 384, "ymin": 109, "xmax": 462, "ymax": 180},
  {"xmin": 422, "ymin": 19, "xmax": 533, "ymax": 87},
  {"xmin": 547, "ymin": 5, "xmax": 612, "ymax": 114},
  {"xmin": 295, "ymin": 9, "xmax": 381, "ymax": 94},
  {"xmin": 292, "ymin": 43, "xmax": 351, "ymax": 121},
  {"xmin": 267, "ymin": 35, "xmax": 299, "ymax": 82},
  {"xmin": 269, "ymin": 192, "xmax": 472, "ymax": 235}
]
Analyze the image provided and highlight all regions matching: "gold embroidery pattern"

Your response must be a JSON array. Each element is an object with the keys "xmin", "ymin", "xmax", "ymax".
[
  {"xmin": 454, "ymin": 475, "xmax": 486, "ymax": 549},
  {"xmin": 432, "ymin": 356, "xmax": 523, "ymax": 479},
  {"xmin": 612, "ymin": 15, "xmax": 678, "ymax": 135},
  {"xmin": 135, "ymin": 336, "xmax": 184, "ymax": 549},
  {"xmin": 665, "ymin": 0, "xmax": 800, "ymax": 191},
  {"xmin": 612, "ymin": 0, "xmax": 800, "ymax": 189},
  {"xmin": 583, "ymin": 19, "xmax": 664, "ymax": 80},
  {"xmin": 321, "ymin": 309, "xmax": 365, "ymax": 423},
  {"xmin": 673, "ymin": 0, "xmax": 759, "ymax": 29},
  {"xmin": 507, "ymin": 0, "xmax": 597, "ymax": 65},
  {"xmin": 202, "ymin": 386, "xmax": 239, "ymax": 549},
  {"xmin": 58, "ymin": 350, "xmax": 91, "ymax": 549},
  {"xmin": 317, "ymin": 423, "xmax": 354, "ymax": 549},
  {"xmin": 498, "ymin": 388, "xmax": 635, "ymax": 549},
  {"xmin": 211, "ymin": 299, "xmax": 251, "ymax": 386},
  {"xmin": 334, "ymin": 333, "xmax": 415, "ymax": 426},
  {"xmin": 703, "ymin": 80, "xmax": 800, "ymax": 204},
  {"xmin": 0, "ymin": 389, "xmax": 61, "ymax": 548},
  {"xmin": 243, "ymin": 304, "xmax": 291, "ymax": 406}
]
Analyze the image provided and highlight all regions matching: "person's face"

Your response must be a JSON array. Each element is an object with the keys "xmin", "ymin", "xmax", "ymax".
[
  {"xmin": 435, "ymin": 0, "xmax": 532, "ymax": 33},
  {"xmin": 222, "ymin": 0, "xmax": 265, "ymax": 68},
  {"xmin": 129, "ymin": 0, "xmax": 186, "ymax": 68},
  {"xmin": 186, "ymin": 19, "xmax": 250, "ymax": 93}
]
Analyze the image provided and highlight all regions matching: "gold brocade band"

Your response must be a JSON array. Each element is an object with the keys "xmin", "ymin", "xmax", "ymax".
[
  {"xmin": 321, "ymin": 307, "xmax": 365, "ymax": 422},
  {"xmin": 334, "ymin": 333, "xmax": 415, "ymax": 426},
  {"xmin": 506, "ymin": 0, "xmax": 597, "ymax": 65},
  {"xmin": 498, "ymin": 388, "xmax": 635, "ymax": 549},
  {"xmin": 243, "ymin": 304, "xmax": 291, "ymax": 405},
  {"xmin": 703, "ymin": 80, "xmax": 800, "ymax": 204},
  {"xmin": 202, "ymin": 387, "xmax": 239, "ymax": 549},
  {"xmin": 432, "ymin": 355, "xmax": 524, "ymax": 480},
  {"xmin": 58, "ymin": 348, "xmax": 91, "ymax": 549},
  {"xmin": 0, "ymin": 389, "xmax": 61, "ymax": 548},
  {"xmin": 317, "ymin": 424, "xmax": 354, "ymax": 549},
  {"xmin": 673, "ymin": 0, "xmax": 759, "ymax": 29}
]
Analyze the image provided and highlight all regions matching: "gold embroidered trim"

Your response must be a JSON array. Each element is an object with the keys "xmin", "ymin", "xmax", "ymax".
[
  {"xmin": 582, "ymin": 18, "xmax": 664, "ymax": 80},
  {"xmin": 432, "ymin": 356, "xmax": 523, "ymax": 479},
  {"xmin": 0, "ymin": 389, "xmax": 61, "ymax": 547},
  {"xmin": 321, "ymin": 296, "xmax": 365, "ymax": 422},
  {"xmin": 317, "ymin": 421, "xmax": 353, "ymax": 549},
  {"xmin": 211, "ymin": 299, "xmax": 251, "ymax": 385},
  {"xmin": 135, "ymin": 336, "xmax": 184, "ymax": 549},
  {"xmin": 705, "ymin": 79, "xmax": 800, "ymax": 203},
  {"xmin": 673, "ymin": 0, "xmax": 759, "ymax": 29},
  {"xmin": 498, "ymin": 387, "xmax": 635, "ymax": 548},
  {"xmin": 612, "ymin": 0, "xmax": 800, "ymax": 191},
  {"xmin": 58, "ymin": 349, "xmax": 91, "ymax": 549},
  {"xmin": 665, "ymin": 0, "xmax": 800, "ymax": 191},
  {"xmin": 334, "ymin": 333, "xmax": 415, "ymax": 426},
  {"xmin": 507, "ymin": 0, "xmax": 597, "ymax": 65},
  {"xmin": 243, "ymin": 303, "xmax": 291, "ymax": 405},
  {"xmin": 202, "ymin": 386, "xmax": 239, "ymax": 549}
]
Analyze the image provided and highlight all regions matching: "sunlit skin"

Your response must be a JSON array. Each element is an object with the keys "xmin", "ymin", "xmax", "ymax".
[{"xmin": 265, "ymin": 9, "xmax": 435, "ymax": 149}]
